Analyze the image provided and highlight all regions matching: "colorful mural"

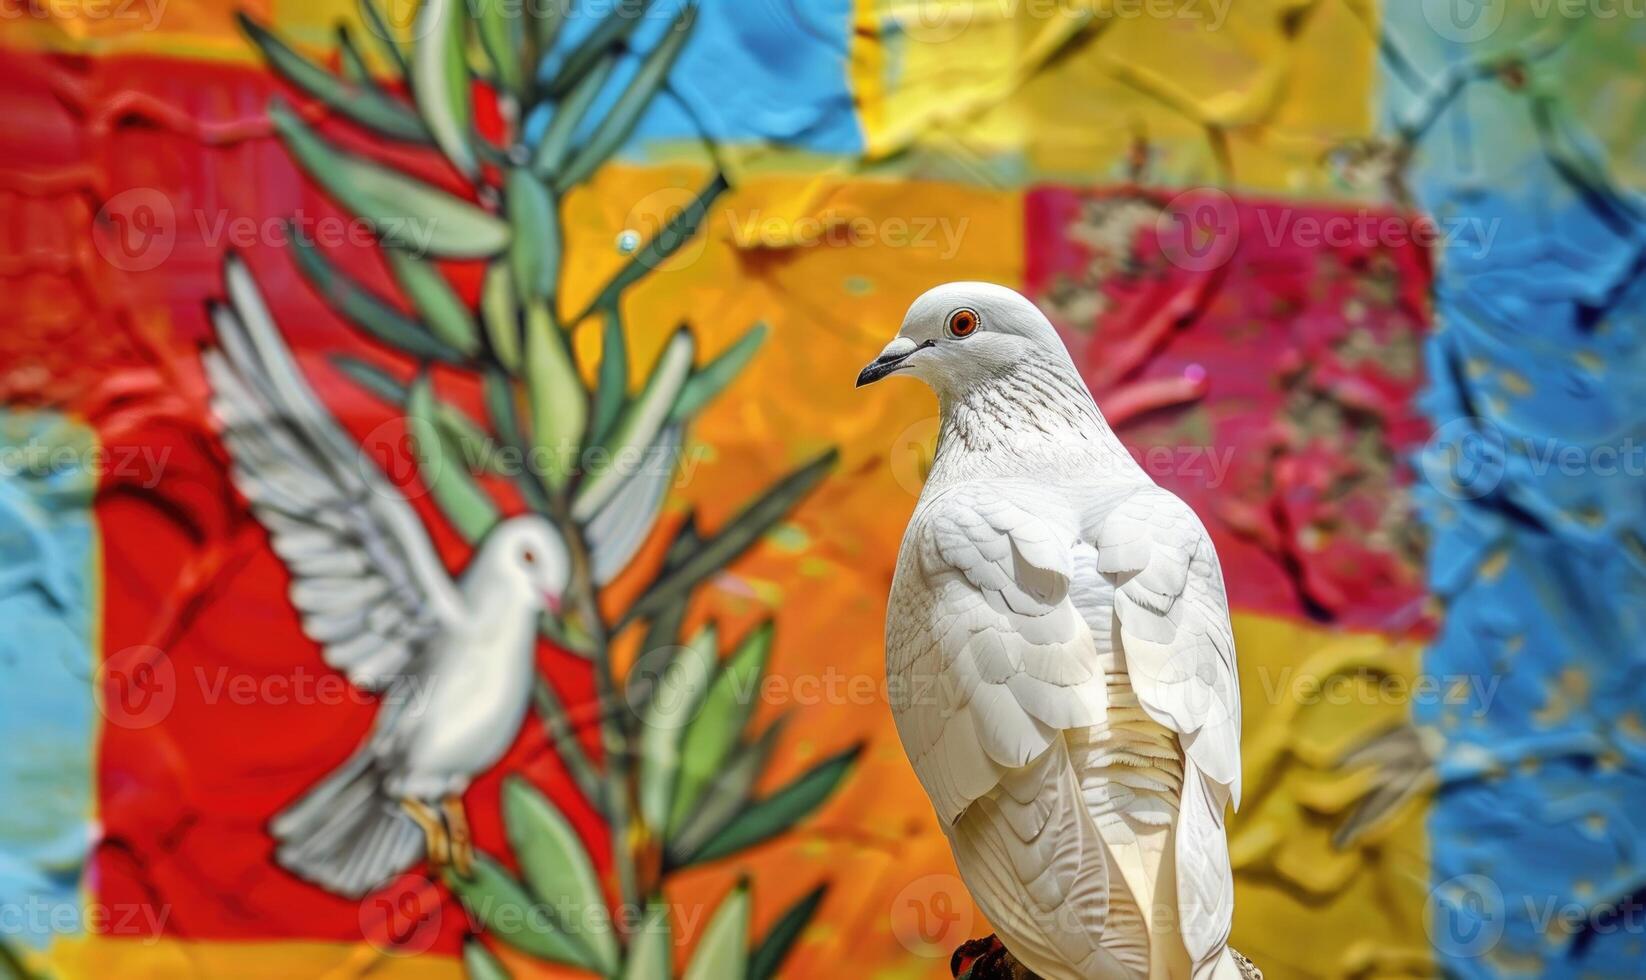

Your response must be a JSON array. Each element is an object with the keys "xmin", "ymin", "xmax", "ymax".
[{"xmin": 3, "ymin": 1, "xmax": 1644, "ymax": 978}]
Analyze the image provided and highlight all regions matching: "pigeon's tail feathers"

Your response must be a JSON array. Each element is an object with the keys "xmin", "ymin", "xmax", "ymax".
[
  {"xmin": 948, "ymin": 736, "xmax": 1149, "ymax": 980},
  {"xmin": 271, "ymin": 751, "xmax": 424, "ymax": 899}
]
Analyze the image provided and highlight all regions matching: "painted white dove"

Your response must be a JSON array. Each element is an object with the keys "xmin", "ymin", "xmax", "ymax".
[
  {"xmin": 200, "ymin": 255, "xmax": 572, "ymax": 898},
  {"xmin": 858, "ymin": 284, "xmax": 1245, "ymax": 980}
]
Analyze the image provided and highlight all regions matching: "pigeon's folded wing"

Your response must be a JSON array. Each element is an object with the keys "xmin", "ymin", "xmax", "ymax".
[
  {"xmin": 1094, "ymin": 485, "xmax": 1240, "ymax": 976},
  {"xmin": 888, "ymin": 483, "xmax": 1109, "ymax": 826},
  {"xmin": 202, "ymin": 256, "xmax": 467, "ymax": 690}
]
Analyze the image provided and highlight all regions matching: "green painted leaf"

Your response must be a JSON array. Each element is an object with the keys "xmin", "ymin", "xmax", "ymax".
[
  {"xmin": 481, "ymin": 261, "xmax": 522, "ymax": 371},
  {"xmin": 669, "ymin": 323, "xmax": 766, "ymax": 424},
  {"xmin": 748, "ymin": 884, "xmax": 827, "ymax": 980},
  {"xmin": 505, "ymin": 169, "xmax": 560, "ymax": 305},
  {"xmin": 269, "ymin": 100, "xmax": 508, "ymax": 257},
  {"xmin": 621, "ymin": 904, "xmax": 672, "ymax": 980},
  {"xmin": 667, "ymin": 716, "xmax": 787, "ymax": 864},
  {"xmin": 408, "ymin": 371, "xmax": 499, "ymax": 542},
  {"xmin": 335, "ymin": 25, "xmax": 373, "ymax": 86},
  {"xmin": 475, "ymin": 0, "xmax": 526, "ymax": 98},
  {"xmin": 446, "ymin": 857, "xmax": 593, "ymax": 968},
  {"xmin": 334, "ymin": 355, "xmax": 498, "ymax": 473},
  {"xmin": 683, "ymin": 745, "xmax": 862, "ymax": 866},
  {"xmin": 667, "ymin": 621, "xmax": 774, "ymax": 836},
  {"xmin": 556, "ymin": 3, "xmax": 698, "ymax": 191},
  {"xmin": 462, "ymin": 940, "xmax": 511, "ymax": 980},
  {"xmin": 543, "ymin": 0, "xmax": 656, "ymax": 98},
  {"xmin": 501, "ymin": 777, "xmax": 618, "ymax": 975},
  {"xmin": 683, "ymin": 881, "xmax": 749, "ymax": 980},
  {"xmin": 531, "ymin": 54, "xmax": 615, "ymax": 180},
  {"xmin": 622, "ymin": 515, "xmax": 699, "ymax": 720},
  {"xmin": 485, "ymin": 372, "xmax": 549, "ymax": 513},
  {"xmin": 411, "ymin": 0, "xmax": 476, "ymax": 177},
  {"xmin": 358, "ymin": 0, "xmax": 409, "ymax": 77},
  {"xmin": 638, "ymin": 623, "xmax": 717, "ymax": 835},
  {"xmin": 619, "ymin": 448, "xmax": 837, "ymax": 628},
  {"xmin": 330, "ymin": 354, "xmax": 407, "ymax": 404},
  {"xmin": 524, "ymin": 301, "xmax": 586, "ymax": 490},
  {"xmin": 287, "ymin": 233, "xmax": 467, "ymax": 361},
  {"xmin": 589, "ymin": 302, "xmax": 629, "ymax": 447},
  {"xmin": 570, "ymin": 326, "xmax": 692, "ymax": 522},
  {"xmin": 239, "ymin": 13, "xmax": 427, "ymax": 143},
  {"xmin": 573, "ymin": 173, "xmax": 728, "ymax": 324},
  {"xmin": 385, "ymin": 249, "xmax": 480, "ymax": 356},
  {"xmin": 534, "ymin": 0, "xmax": 566, "ymax": 51}
]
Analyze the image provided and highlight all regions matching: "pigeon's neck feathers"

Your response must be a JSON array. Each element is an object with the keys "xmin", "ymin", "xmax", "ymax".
[{"xmin": 925, "ymin": 356, "xmax": 1142, "ymax": 489}]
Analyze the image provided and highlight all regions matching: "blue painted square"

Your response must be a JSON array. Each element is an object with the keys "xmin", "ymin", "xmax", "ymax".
[{"xmin": 0, "ymin": 411, "xmax": 98, "ymax": 951}]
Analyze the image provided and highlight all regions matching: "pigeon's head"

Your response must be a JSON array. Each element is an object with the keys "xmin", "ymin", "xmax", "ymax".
[
  {"xmin": 855, "ymin": 282, "xmax": 1072, "ymax": 394},
  {"xmin": 482, "ymin": 515, "xmax": 570, "ymax": 613}
]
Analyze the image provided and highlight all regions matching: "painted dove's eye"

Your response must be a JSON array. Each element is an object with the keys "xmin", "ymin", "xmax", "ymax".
[{"xmin": 947, "ymin": 308, "xmax": 980, "ymax": 338}]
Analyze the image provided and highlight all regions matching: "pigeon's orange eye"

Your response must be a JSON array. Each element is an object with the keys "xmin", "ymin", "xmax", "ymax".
[
  {"xmin": 523, "ymin": 550, "xmax": 536, "ymax": 564},
  {"xmin": 947, "ymin": 308, "xmax": 979, "ymax": 337}
]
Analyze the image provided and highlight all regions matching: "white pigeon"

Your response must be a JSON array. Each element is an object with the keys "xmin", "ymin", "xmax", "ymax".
[
  {"xmin": 200, "ymin": 255, "xmax": 573, "ymax": 898},
  {"xmin": 858, "ymin": 284, "xmax": 1244, "ymax": 980}
]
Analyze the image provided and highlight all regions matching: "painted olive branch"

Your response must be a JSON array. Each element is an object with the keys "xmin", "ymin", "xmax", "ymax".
[{"xmin": 241, "ymin": 0, "xmax": 854, "ymax": 976}]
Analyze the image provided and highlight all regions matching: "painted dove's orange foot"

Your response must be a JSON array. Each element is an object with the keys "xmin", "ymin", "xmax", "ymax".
[
  {"xmin": 401, "ymin": 798, "xmax": 450, "ymax": 872},
  {"xmin": 443, "ymin": 795, "xmax": 474, "ymax": 879}
]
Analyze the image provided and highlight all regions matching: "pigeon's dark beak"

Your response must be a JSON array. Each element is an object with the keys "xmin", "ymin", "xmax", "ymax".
[{"xmin": 855, "ymin": 338, "xmax": 929, "ymax": 388}]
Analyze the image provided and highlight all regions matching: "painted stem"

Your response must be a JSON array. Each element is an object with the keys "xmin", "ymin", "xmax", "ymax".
[{"xmin": 551, "ymin": 492, "xmax": 642, "ymax": 941}]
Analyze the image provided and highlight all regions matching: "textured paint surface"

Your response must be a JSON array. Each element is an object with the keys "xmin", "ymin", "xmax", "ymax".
[
  {"xmin": 1379, "ymin": 6, "xmax": 1646, "ymax": 978},
  {"xmin": 3, "ymin": 1, "xmax": 1641, "ymax": 978},
  {"xmin": 524, "ymin": 0, "xmax": 863, "ymax": 157}
]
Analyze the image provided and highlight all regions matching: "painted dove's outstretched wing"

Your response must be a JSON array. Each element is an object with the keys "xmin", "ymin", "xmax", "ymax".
[{"xmin": 202, "ymin": 255, "xmax": 466, "ymax": 690}]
